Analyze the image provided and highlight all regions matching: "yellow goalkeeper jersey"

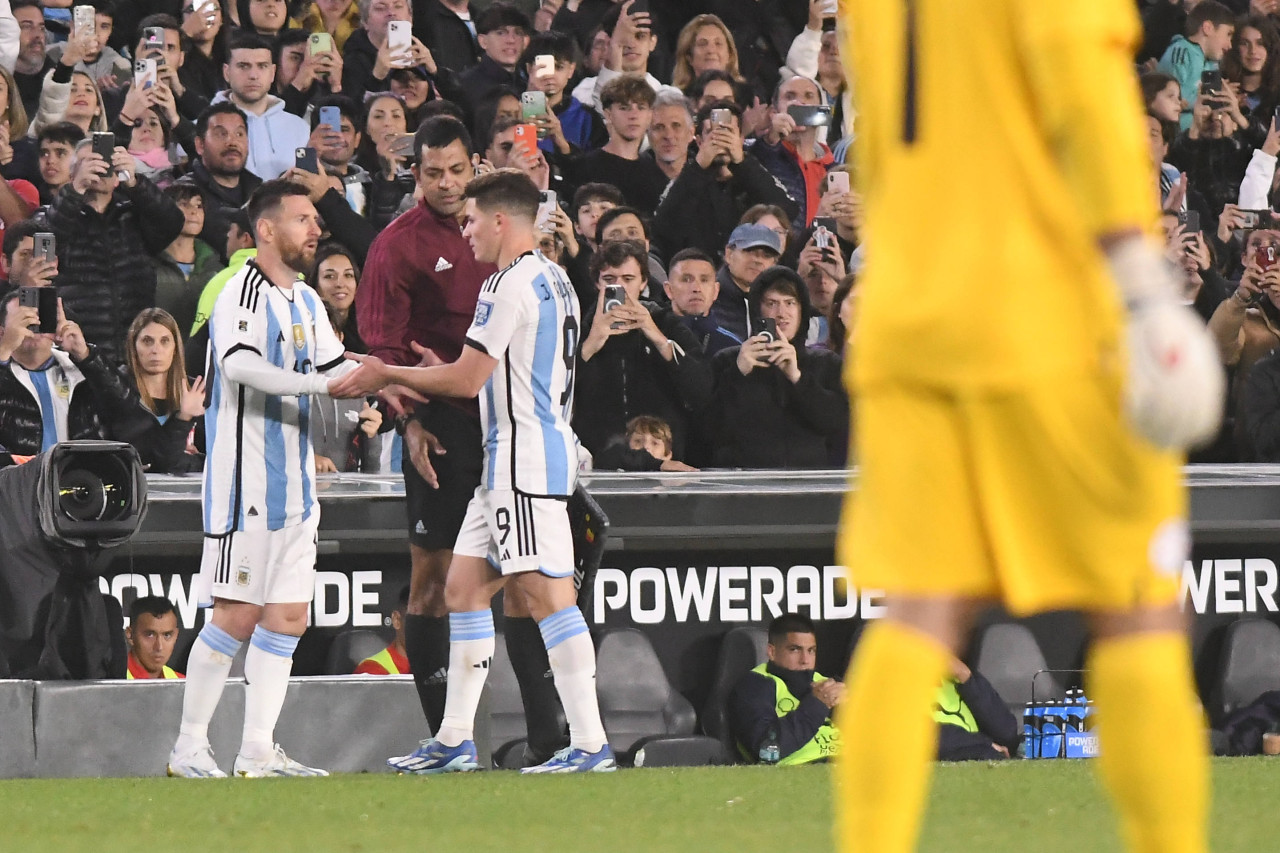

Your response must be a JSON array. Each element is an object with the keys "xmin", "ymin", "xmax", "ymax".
[{"xmin": 841, "ymin": 0, "xmax": 1156, "ymax": 389}]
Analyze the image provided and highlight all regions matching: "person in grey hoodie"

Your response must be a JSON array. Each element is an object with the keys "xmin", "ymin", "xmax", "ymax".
[
  {"xmin": 212, "ymin": 31, "xmax": 309, "ymax": 180},
  {"xmin": 311, "ymin": 392, "xmax": 383, "ymax": 473}
]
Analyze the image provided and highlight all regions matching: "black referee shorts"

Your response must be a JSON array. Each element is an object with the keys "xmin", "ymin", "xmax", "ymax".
[{"xmin": 402, "ymin": 401, "xmax": 483, "ymax": 551}]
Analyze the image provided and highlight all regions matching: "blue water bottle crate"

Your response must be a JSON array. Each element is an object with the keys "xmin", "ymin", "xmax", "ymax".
[{"xmin": 1023, "ymin": 671, "xmax": 1098, "ymax": 759}]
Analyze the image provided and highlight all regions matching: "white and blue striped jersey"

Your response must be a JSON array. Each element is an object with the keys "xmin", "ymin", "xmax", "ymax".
[
  {"xmin": 203, "ymin": 261, "xmax": 346, "ymax": 534},
  {"xmin": 465, "ymin": 250, "xmax": 581, "ymax": 496}
]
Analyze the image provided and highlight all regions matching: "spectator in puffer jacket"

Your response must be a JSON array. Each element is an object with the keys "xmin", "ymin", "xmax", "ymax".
[
  {"xmin": 46, "ymin": 136, "xmax": 184, "ymax": 366},
  {"xmin": 0, "ymin": 287, "xmax": 139, "ymax": 458},
  {"xmin": 707, "ymin": 266, "xmax": 847, "ymax": 469}
]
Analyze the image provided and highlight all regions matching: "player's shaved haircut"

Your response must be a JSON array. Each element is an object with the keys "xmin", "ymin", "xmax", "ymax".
[{"xmin": 464, "ymin": 168, "xmax": 541, "ymax": 222}]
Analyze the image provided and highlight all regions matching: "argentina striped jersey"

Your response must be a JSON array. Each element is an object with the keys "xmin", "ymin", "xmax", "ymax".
[
  {"xmin": 464, "ymin": 250, "xmax": 581, "ymax": 496},
  {"xmin": 202, "ymin": 261, "xmax": 347, "ymax": 534}
]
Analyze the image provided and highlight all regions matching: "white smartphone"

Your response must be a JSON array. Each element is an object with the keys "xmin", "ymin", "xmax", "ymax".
[
  {"xmin": 536, "ymin": 190, "xmax": 557, "ymax": 232},
  {"xmin": 534, "ymin": 54, "xmax": 556, "ymax": 78},
  {"xmin": 134, "ymin": 58, "xmax": 158, "ymax": 91},
  {"xmin": 820, "ymin": 0, "xmax": 838, "ymax": 16},
  {"xmin": 73, "ymin": 5, "xmax": 95, "ymax": 38},
  {"xmin": 826, "ymin": 171, "xmax": 850, "ymax": 195},
  {"xmin": 387, "ymin": 21, "xmax": 412, "ymax": 57}
]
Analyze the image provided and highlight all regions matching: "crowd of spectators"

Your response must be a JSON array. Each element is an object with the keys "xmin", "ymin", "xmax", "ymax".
[
  {"xmin": 1137, "ymin": 0, "xmax": 1280, "ymax": 462},
  {"xmin": 9, "ymin": 0, "xmax": 1274, "ymax": 476},
  {"xmin": 0, "ymin": 0, "xmax": 861, "ymax": 475}
]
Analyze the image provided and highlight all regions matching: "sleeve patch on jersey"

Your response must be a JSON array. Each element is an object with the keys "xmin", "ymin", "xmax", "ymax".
[
  {"xmin": 474, "ymin": 300, "xmax": 494, "ymax": 327},
  {"xmin": 237, "ymin": 319, "xmax": 249, "ymax": 332}
]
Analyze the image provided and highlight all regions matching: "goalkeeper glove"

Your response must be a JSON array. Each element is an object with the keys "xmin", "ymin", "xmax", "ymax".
[{"xmin": 1107, "ymin": 236, "xmax": 1225, "ymax": 450}]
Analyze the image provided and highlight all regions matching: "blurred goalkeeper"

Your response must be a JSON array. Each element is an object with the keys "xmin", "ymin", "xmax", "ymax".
[{"xmin": 835, "ymin": 3, "xmax": 1221, "ymax": 853}]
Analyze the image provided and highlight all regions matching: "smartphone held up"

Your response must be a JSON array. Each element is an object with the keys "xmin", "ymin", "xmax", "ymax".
[{"xmin": 18, "ymin": 286, "xmax": 58, "ymax": 335}]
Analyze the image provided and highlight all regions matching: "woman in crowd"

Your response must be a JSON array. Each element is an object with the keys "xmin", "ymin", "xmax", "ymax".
[
  {"xmin": 671, "ymin": 15, "xmax": 741, "ymax": 92},
  {"xmin": 30, "ymin": 69, "xmax": 108, "ymax": 138},
  {"xmin": 359, "ymin": 92, "xmax": 415, "ymax": 229},
  {"xmin": 115, "ymin": 79, "xmax": 198, "ymax": 188},
  {"xmin": 308, "ymin": 242, "xmax": 382, "ymax": 472},
  {"xmin": 827, "ymin": 274, "xmax": 856, "ymax": 465},
  {"xmin": 239, "ymin": 0, "xmax": 292, "ymax": 39},
  {"xmin": 311, "ymin": 242, "xmax": 364, "ymax": 353},
  {"xmin": 180, "ymin": 0, "xmax": 229, "ymax": 100},
  {"xmin": 358, "ymin": 92, "xmax": 405, "ymax": 172},
  {"xmin": 1222, "ymin": 15, "xmax": 1280, "ymax": 123},
  {"xmin": 827, "ymin": 274, "xmax": 856, "ymax": 356},
  {"xmin": 388, "ymin": 67, "xmax": 437, "ymax": 130},
  {"xmin": 0, "ymin": 65, "xmax": 34, "ymax": 181},
  {"xmin": 120, "ymin": 308, "xmax": 205, "ymax": 475}
]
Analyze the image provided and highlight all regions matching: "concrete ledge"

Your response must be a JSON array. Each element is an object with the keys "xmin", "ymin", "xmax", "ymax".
[
  {"xmin": 29, "ymin": 676, "xmax": 429, "ymax": 778},
  {"xmin": 0, "ymin": 680, "xmax": 35, "ymax": 777}
]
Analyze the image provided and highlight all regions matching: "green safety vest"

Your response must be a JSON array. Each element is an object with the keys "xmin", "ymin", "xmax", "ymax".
[
  {"xmin": 932, "ymin": 679, "xmax": 978, "ymax": 732},
  {"xmin": 748, "ymin": 663, "xmax": 841, "ymax": 766},
  {"xmin": 361, "ymin": 647, "xmax": 404, "ymax": 675}
]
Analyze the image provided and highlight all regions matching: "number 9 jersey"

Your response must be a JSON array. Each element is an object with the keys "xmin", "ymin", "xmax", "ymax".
[{"xmin": 464, "ymin": 249, "xmax": 581, "ymax": 497}]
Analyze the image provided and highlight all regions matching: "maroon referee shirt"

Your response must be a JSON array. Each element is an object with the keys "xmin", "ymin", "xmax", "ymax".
[{"xmin": 357, "ymin": 200, "xmax": 497, "ymax": 416}]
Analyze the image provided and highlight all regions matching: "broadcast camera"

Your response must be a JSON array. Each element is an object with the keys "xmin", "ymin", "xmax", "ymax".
[{"xmin": 0, "ymin": 442, "xmax": 147, "ymax": 678}]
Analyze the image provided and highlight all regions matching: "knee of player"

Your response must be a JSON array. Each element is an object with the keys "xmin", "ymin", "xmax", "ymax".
[
  {"xmin": 211, "ymin": 601, "xmax": 263, "ymax": 641},
  {"xmin": 443, "ymin": 577, "xmax": 484, "ymax": 614}
]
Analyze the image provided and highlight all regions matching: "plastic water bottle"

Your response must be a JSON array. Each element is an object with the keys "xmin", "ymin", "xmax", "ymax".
[
  {"xmin": 1022, "ymin": 702, "xmax": 1042, "ymax": 759},
  {"xmin": 759, "ymin": 727, "xmax": 780, "ymax": 765},
  {"xmin": 1040, "ymin": 705, "xmax": 1064, "ymax": 759},
  {"xmin": 1063, "ymin": 689, "xmax": 1086, "ymax": 758}
]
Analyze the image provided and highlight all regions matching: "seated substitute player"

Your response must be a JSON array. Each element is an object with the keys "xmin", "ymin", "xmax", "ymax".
[
  {"xmin": 166, "ymin": 179, "xmax": 362, "ymax": 780},
  {"xmin": 355, "ymin": 585, "xmax": 411, "ymax": 675},
  {"xmin": 729, "ymin": 613, "xmax": 842, "ymax": 766},
  {"xmin": 836, "ymin": 3, "xmax": 1224, "ymax": 853},
  {"xmin": 332, "ymin": 168, "xmax": 615, "ymax": 774},
  {"xmin": 125, "ymin": 596, "xmax": 184, "ymax": 680}
]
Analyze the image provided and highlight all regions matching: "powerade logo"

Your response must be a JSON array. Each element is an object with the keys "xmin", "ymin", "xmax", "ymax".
[
  {"xmin": 100, "ymin": 570, "xmax": 386, "ymax": 628},
  {"xmin": 1180, "ymin": 559, "xmax": 1280, "ymax": 615},
  {"xmin": 591, "ymin": 565, "xmax": 883, "ymax": 624},
  {"xmin": 1065, "ymin": 732, "xmax": 1099, "ymax": 759}
]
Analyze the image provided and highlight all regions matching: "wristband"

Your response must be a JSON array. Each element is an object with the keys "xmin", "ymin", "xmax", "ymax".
[
  {"xmin": 394, "ymin": 413, "xmax": 413, "ymax": 435},
  {"xmin": 1233, "ymin": 287, "xmax": 1253, "ymax": 306}
]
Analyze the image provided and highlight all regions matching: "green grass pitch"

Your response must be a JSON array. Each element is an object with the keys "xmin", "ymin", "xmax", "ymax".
[{"xmin": 5, "ymin": 758, "xmax": 1279, "ymax": 852}]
